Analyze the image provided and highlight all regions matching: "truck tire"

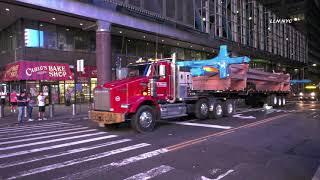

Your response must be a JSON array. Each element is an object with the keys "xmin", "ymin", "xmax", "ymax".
[
  {"xmin": 268, "ymin": 95, "xmax": 278, "ymax": 107},
  {"xmin": 281, "ymin": 96, "xmax": 286, "ymax": 106},
  {"xmin": 131, "ymin": 105, "xmax": 156, "ymax": 133},
  {"xmin": 209, "ymin": 101, "xmax": 223, "ymax": 119},
  {"xmin": 195, "ymin": 99, "xmax": 209, "ymax": 120},
  {"xmin": 222, "ymin": 100, "xmax": 235, "ymax": 117},
  {"xmin": 277, "ymin": 96, "xmax": 282, "ymax": 107}
]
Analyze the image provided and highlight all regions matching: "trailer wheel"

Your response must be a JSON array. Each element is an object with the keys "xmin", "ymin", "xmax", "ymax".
[
  {"xmin": 222, "ymin": 100, "xmax": 235, "ymax": 117},
  {"xmin": 277, "ymin": 96, "xmax": 282, "ymax": 107},
  {"xmin": 195, "ymin": 99, "xmax": 209, "ymax": 120},
  {"xmin": 281, "ymin": 96, "xmax": 286, "ymax": 106},
  {"xmin": 268, "ymin": 95, "xmax": 278, "ymax": 107},
  {"xmin": 209, "ymin": 101, "xmax": 223, "ymax": 119},
  {"xmin": 131, "ymin": 105, "xmax": 156, "ymax": 133}
]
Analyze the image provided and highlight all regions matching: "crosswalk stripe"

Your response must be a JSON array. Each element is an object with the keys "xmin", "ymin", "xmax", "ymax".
[
  {"xmin": 0, "ymin": 129, "xmax": 97, "ymax": 145},
  {"xmin": 0, "ymin": 126, "xmax": 88, "ymax": 141},
  {"xmin": 0, "ymin": 135, "xmax": 117, "ymax": 158},
  {"xmin": 0, "ymin": 123, "xmax": 73, "ymax": 134},
  {"xmin": 0, "ymin": 122, "xmax": 70, "ymax": 132},
  {"xmin": 0, "ymin": 125, "xmax": 83, "ymax": 138},
  {"xmin": 0, "ymin": 132, "xmax": 108, "ymax": 151},
  {"xmin": 0, "ymin": 122, "xmax": 70, "ymax": 131},
  {"xmin": 124, "ymin": 165, "xmax": 174, "ymax": 180},
  {"xmin": 0, "ymin": 139, "xmax": 131, "ymax": 168},
  {"xmin": 56, "ymin": 148, "xmax": 169, "ymax": 180},
  {"xmin": 6, "ymin": 143, "xmax": 150, "ymax": 180}
]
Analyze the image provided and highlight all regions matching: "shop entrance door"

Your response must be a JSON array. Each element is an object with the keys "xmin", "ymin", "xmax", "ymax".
[{"xmin": 40, "ymin": 83, "xmax": 60, "ymax": 104}]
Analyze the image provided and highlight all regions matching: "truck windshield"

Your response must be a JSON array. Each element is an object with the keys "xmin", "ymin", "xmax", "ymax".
[{"xmin": 127, "ymin": 64, "xmax": 151, "ymax": 77}]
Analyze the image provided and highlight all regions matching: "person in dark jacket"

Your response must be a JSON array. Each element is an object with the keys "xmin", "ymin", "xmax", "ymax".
[{"xmin": 17, "ymin": 91, "xmax": 27, "ymax": 124}]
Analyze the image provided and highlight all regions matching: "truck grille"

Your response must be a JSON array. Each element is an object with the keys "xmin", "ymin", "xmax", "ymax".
[{"xmin": 94, "ymin": 88, "xmax": 110, "ymax": 111}]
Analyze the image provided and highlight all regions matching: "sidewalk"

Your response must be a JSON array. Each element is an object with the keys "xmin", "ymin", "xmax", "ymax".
[{"xmin": 0, "ymin": 104, "xmax": 89, "ymax": 127}]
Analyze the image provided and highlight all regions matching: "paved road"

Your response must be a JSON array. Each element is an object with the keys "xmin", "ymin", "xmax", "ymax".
[{"xmin": 0, "ymin": 101, "xmax": 319, "ymax": 180}]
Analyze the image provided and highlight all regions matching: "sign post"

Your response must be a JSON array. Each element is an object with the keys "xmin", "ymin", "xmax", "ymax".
[{"xmin": 73, "ymin": 60, "xmax": 85, "ymax": 116}]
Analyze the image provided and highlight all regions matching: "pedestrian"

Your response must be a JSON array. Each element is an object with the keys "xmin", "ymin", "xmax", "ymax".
[
  {"xmin": 65, "ymin": 90, "xmax": 71, "ymax": 106},
  {"xmin": 27, "ymin": 93, "xmax": 36, "ymax": 121},
  {"xmin": 10, "ymin": 90, "xmax": 17, "ymax": 113},
  {"xmin": 0, "ymin": 89, "xmax": 6, "ymax": 105},
  {"xmin": 37, "ymin": 91, "xmax": 47, "ymax": 120},
  {"xmin": 17, "ymin": 91, "xmax": 27, "ymax": 124}
]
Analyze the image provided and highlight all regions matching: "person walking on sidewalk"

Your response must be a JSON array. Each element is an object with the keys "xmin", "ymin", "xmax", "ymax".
[
  {"xmin": 27, "ymin": 93, "xmax": 36, "ymax": 121},
  {"xmin": 17, "ymin": 91, "xmax": 27, "ymax": 124},
  {"xmin": 37, "ymin": 91, "xmax": 47, "ymax": 120},
  {"xmin": 10, "ymin": 90, "xmax": 17, "ymax": 113}
]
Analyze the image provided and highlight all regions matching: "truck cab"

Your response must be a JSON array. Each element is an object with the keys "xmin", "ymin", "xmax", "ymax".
[{"xmin": 90, "ymin": 60, "xmax": 177, "ymax": 132}]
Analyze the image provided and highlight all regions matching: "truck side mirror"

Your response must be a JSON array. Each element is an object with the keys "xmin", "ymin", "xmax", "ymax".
[{"xmin": 159, "ymin": 65, "xmax": 166, "ymax": 77}]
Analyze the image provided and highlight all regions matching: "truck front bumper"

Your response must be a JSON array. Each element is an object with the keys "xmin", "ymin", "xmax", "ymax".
[{"xmin": 89, "ymin": 110, "xmax": 125, "ymax": 126}]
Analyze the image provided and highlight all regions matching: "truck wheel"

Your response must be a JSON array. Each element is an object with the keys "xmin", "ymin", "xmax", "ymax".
[
  {"xmin": 268, "ymin": 95, "xmax": 277, "ymax": 107},
  {"xmin": 195, "ymin": 99, "xmax": 209, "ymax": 120},
  {"xmin": 223, "ymin": 100, "xmax": 235, "ymax": 117},
  {"xmin": 131, "ymin": 105, "xmax": 156, "ymax": 133},
  {"xmin": 209, "ymin": 101, "xmax": 223, "ymax": 119},
  {"xmin": 277, "ymin": 96, "xmax": 282, "ymax": 107},
  {"xmin": 281, "ymin": 96, "xmax": 286, "ymax": 106}
]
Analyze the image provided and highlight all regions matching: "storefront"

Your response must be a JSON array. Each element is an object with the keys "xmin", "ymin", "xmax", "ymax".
[{"xmin": 1, "ymin": 61, "xmax": 97, "ymax": 104}]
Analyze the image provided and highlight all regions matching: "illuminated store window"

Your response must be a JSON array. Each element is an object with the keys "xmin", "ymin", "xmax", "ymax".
[{"xmin": 24, "ymin": 28, "xmax": 44, "ymax": 47}]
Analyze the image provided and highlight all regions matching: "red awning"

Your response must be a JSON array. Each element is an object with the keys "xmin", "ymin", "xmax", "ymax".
[
  {"xmin": 77, "ymin": 65, "xmax": 97, "ymax": 78},
  {"xmin": 2, "ymin": 61, "xmax": 74, "ymax": 81}
]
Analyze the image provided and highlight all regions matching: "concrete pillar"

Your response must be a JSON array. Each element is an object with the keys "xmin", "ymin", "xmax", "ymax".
[{"xmin": 96, "ymin": 20, "xmax": 112, "ymax": 85}]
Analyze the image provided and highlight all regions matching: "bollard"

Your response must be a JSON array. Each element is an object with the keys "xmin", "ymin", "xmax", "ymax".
[
  {"xmin": 0, "ymin": 105, "xmax": 4, "ymax": 118},
  {"xmin": 24, "ymin": 106, "xmax": 27, "ymax": 118},
  {"xmin": 49, "ymin": 104, "xmax": 54, "ymax": 118},
  {"xmin": 72, "ymin": 104, "xmax": 76, "ymax": 116}
]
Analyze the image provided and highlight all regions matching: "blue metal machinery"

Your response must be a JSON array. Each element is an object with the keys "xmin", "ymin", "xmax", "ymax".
[{"xmin": 177, "ymin": 45, "xmax": 251, "ymax": 78}]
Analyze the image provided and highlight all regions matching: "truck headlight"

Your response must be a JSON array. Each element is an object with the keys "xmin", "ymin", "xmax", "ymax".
[
  {"xmin": 311, "ymin": 92, "xmax": 316, "ymax": 97},
  {"xmin": 299, "ymin": 92, "xmax": 304, "ymax": 96}
]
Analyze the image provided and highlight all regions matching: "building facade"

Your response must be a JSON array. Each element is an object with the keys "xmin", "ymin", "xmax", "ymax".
[{"xmin": 0, "ymin": 0, "xmax": 309, "ymax": 103}]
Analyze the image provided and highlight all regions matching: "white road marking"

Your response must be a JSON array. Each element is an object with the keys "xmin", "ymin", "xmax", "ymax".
[
  {"xmin": 166, "ymin": 122, "xmax": 232, "ymax": 129},
  {"xmin": 0, "ymin": 125, "xmax": 83, "ymax": 138},
  {"xmin": 236, "ymin": 108, "xmax": 264, "ymax": 114},
  {"xmin": 0, "ymin": 129, "xmax": 97, "ymax": 145},
  {"xmin": 0, "ymin": 123, "xmax": 72, "ymax": 134},
  {"xmin": 56, "ymin": 148, "xmax": 169, "ymax": 180},
  {"xmin": 0, "ymin": 126, "xmax": 87, "ymax": 141},
  {"xmin": 312, "ymin": 165, "xmax": 320, "ymax": 180},
  {"xmin": 0, "ymin": 139, "xmax": 131, "ymax": 168},
  {"xmin": 0, "ymin": 132, "xmax": 108, "ymax": 151},
  {"xmin": 201, "ymin": 169, "xmax": 234, "ymax": 180},
  {"xmin": 0, "ymin": 135, "xmax": 117, "ymax": 158},
  {"xmin": 7, "ymin": 143, "xmax": 150, "ymax": 180},
  {"xmin": 232, "ymin": 114, "xmax": 256, "ymax": 119},
  {"xmin": 124, "ymin": 165, "xmax": 174, "ymax": 180},
  {"xmin": 0, "ymin": 122, "xmax": 70, "ymax": 131}
]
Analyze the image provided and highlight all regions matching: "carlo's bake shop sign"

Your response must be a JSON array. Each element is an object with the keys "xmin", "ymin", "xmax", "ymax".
[
  {"xmin": 2, "ymin": 61, "xmax": 73, "ymax": 81},
  {"xmin": 25, "ymin": 65, "xmax": 68, "ymax": 78}
]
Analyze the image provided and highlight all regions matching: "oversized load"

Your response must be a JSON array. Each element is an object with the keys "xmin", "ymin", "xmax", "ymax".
[{"xmin": 90, "ymin": 45, "xmax": 290, "ymax": 132}]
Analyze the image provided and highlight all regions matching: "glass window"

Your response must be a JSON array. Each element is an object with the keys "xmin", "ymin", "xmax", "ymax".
[
  {"xmin": 59, "ymin": 81, "xmax": 65, "ymax": 103},
  {"xmin": 74, "ymin": 30, "xmax": 88, "ymax": 50},
  {"xmin": 24, "ymin": 29, "xmax": 43, "ymax": 47},
  {"xmin": 90, "ymin": 78, "xmax": 97, "ymax": 99},
  {"xmin": 39, "ymin": 23, "xmax": 57, "ymax": 49}
]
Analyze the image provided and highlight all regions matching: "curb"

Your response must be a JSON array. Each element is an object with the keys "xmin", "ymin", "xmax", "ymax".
[{"xmin": 312, "ymin": 166, "xmax": 320, "ymax": 180}]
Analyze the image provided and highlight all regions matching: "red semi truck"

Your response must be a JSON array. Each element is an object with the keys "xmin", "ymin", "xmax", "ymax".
[{"xmin": 90, "ymin": 46, "xmax": 290, "ymax": 132}]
